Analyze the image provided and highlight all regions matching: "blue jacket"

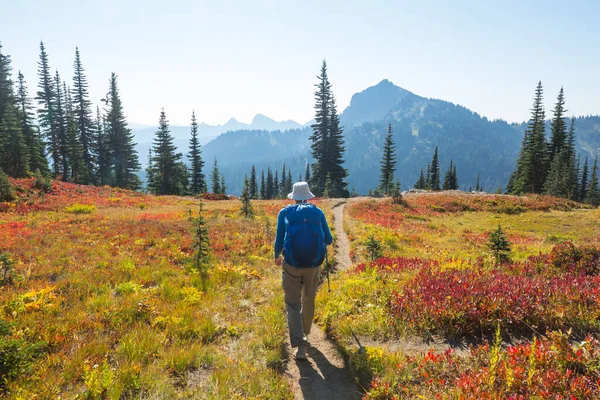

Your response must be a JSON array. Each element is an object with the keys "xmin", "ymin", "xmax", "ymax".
[{"xmin": 274, "ymin": 203, "xmax": 333, "ymax": 260}]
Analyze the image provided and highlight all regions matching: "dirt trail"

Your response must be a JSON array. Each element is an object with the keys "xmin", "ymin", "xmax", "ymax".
[{"xmin": 284, "ymin": 201, "xmax": 362, "ymax": 400}]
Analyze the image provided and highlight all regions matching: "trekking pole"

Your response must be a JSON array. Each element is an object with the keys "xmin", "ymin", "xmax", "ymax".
[{"xmin": 326, "ymin": 250, "xmax": 331, "ymax": 292}]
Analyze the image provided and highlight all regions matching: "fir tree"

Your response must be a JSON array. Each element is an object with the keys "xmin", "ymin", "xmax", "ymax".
[
  {"xmin": 104, "ymin": 73, "xmax": 140, "ymax": 189},
  {"xmin": 415, "ymin": 168, "xmax": 426, "ymax": 189},
  {"xmin": 323, "ymin": 173, "xmax": 333, "ymax": 198},
  {"xmin": 0, "ymin": 42, "xmax": 14, "ymax": 120},
  {"xmin": 273, "ymin": 170, "xmax": 279, "ymax": 198},
  {"xmin": 0, "ymin": 104, "xmax": 29, "ymax": 177},
  {"xmin": 211, "ymin": 158, "xmax": 221, "ymax": 194},
  {"xmin": 191, "ymin": 200, "xmax": 210, "ymax": 285},
  {"xmin": 220, "ymin": 173, "xmax": 226, "ymax": 195},
  {"xmin": 36, "ymin": 42, "xmax": 59, "ymax": 177},
  {"xmin": 443, "ymin": 160, "xmax": 454, "ymax": 190},
  {"xmin": 187, "ymin": 111, "xmax": 205, "ymax": 194},
  {"xmin": 548, "ymin": 88, "xmax": 567, "ymax": 164},
  {"xmin": 145, "ymin": 148, "xmax": 154, "ymax": 192},
  {"xmin": 379, "ymin": 123, "xmax": 397, "ymax": 195},
  {"xmin": 309, "ymin": 60, "xmax": 332, "ymax": 195},
  {"xmin": 585, "ymin": 157, "xmax": 600, "ymax": 206},
  {"xmin": 54, "ymin": 71, "xmax": 69, "ymax": 180},
  {"xmin": 509, "ymin": 81, "xmax": 548, "ymax": 194},
  {"xmin": 249, "ymin": 165, "xmax": 258, "ymax": 199},
  {"xmin": 266, "ymin": 168, "xmax": 274, "ymax": 199},
  {"xmin": 580, "ymin": 157, "xmax": 589, "ymax": 202},
  {"xmin": 260, "ymin": 170, "xmax": 266, "ymax": 199},
  {"xmin": 305, "ymin": 163, "xmax": 310, "ymax": 182},
  {"xmin": 16, "ymin": 72, "xmax": 47, "ymax": 174},
  {"xmin": 95, "ymin": 106, "xmax": 111, "ymax": 185},
  {"xmin": 64, "ymin": 84, "xmax": 85, "ymax": 182},
  {"xmin": 280, "ymin": 163, "xmax": 287, "ymax": 198},
  {"xmin": 0, "ymin": 168, "xmax": 15, "ymax": 202},
  {"xmin": 475, "ymin": 174, "xmax": 481, "ymax": 192},
  {"xmin": 71, "ymin": 48, "xmax": 95, "ymax": 184},
  {"xmin": 287, "ymin": 170, "xmax": 293, "ymax": 193},
  {"xmin": 240, "ymin": 175, "xmax": 254, "ymax": 218},
  {"xmin": 325, "ymin": 94, "xmax": 349, "ymax": 197},
  {"xmin": 429, "ymin": 147, "xmax": 441, "ymax": 191},
  {"xmin": 564, "ymin": 118, "xmax": 579, "ymax": 199},
  {"xmin": 487, "ymin": 225, "xmax": 512, "ymax": 264},
  {"xmin": 425, "ymin": 162, "xmax": 431, "ymax": 189}
]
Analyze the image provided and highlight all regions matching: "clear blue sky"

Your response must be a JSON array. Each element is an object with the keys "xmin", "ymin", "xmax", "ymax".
[{"xmin": 1, "ymin": 0, "xmax": 598, "ymax": 126}]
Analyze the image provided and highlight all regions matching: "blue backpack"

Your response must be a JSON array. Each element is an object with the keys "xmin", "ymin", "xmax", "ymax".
[{"xmin": 283, "ymin": 204, "xmax": 326, "ymax": 268}]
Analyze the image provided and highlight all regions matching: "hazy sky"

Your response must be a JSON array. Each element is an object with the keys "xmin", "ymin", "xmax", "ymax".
[{"xmin": 2, "ymin": 0, "xmax": 598, "ymax": 126}]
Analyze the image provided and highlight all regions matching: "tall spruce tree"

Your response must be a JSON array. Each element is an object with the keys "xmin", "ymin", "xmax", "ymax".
[
  {"xmin": 54, "ymin": 72, "xmax": 69, "ymax": 180},
  {"xmin": 95, "ymin": 106, "xmax": 111, "ymax": 185},
  {"xmin": 0, "ymin": 104, "xmax": 29, "ymax": 177},
  {"xmin": 240, "ymin": 175, "xmax": 254, "ymax": 218},
  {"xmin": 273, "ymin": 170, "xmax": 279, "ymax": 198},
  {"xmin": 187, "ymin": 111, "xmax": 205, "ymax": 194},
  {"xmin": 64, "ymin": 84, "xmax": 85, "ymax": 182},
  {"xmin": 16, "ymin": 72, "xmax": 47, "ymax": 174},
  {"xmin": 548, "ymin": 88, "xmax": 567, "ymax": 164},
  {"xmin": 509, "ymin": 82, "xmax": 548, "ymax": 194},
  {"xmin": 211, "ymin": 158, "xmax": 221, "ymax": 194},
  {"xmin": 36, "ymin": 42, "xmax": 60, "ymax": 176},
  {"xmin": 104, "ymin": 73, "xmax": 140, "ymax": 189},
  {"xmin": 249, "ymin": 165, "xmax": 258, "ymax": 199},
  {"xmin": 585, "ymin": 157, "xmax": 600, "ymax": 206},
  {"xmin": 309, "ymin": 60, "xmax": 332, "ymax": 195},
  {"xmin": 287, "ymin": 170, "xmax": 293, "ymax": 193},
  {"xmin": 220, "ymin": 173, "xmax": 226, "ymax": 195},
  {"xmin": 266, "ymin": 167, "xmax": 274, "ymax": 199},
  {"xmin": 305, "ymin": 163, "xmax": 310, "ymax": 182},
  {"xmin": 260, "ymin": 170, "xmax": 266, "ymax": 199},
  {"xmin": 326, "ymin": 94, "xmax": 349, "ymax": 197},
  {"xmin": 429, "ymin": 147, "xmax": 441, "ymax": 191},
  {"xmin": 443, "ymin": 160, "xmax": 454, "ymax": 190},
  {"xmin": 148, "ymin": 109, "xmax": 184, "ymax": 195},
  {"xmin": 71, "ymin": 48, "xmax": 95, "ymax": 184},
  {"xmin": 415, "ymin": 168, "xmax": 426, "ymax": 189},
  {"xmin": 475, "ymin": 174, "xmax": 481, "ymax": 192},
  {"xmin": 379, "ymin": 123, "xmax": 397, "ymax": 195},
  {"xmin": 280, "ymin": 164, "xmax": 287, "ymax": 198},
  {"xmin": 580, "ymin": 157, "xmax": 589, "ymax": 202},
  {"xmin": 0, "ymin": 42, "xmax": 14, "ymax": 120}
]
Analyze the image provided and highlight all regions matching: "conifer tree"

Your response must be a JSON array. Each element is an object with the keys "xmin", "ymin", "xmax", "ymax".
[
  {"xmin": 564, "ymin": 118, "xmax": 579, "ymax": 199},
  {"xmin": 64, "ymin": 84, "xmax": 85, "ymax": 182},
  {"xmin": 54, "ymin": 72, "xmax": 69, "ymax": 180},
  {"xmin": 145, "ymin": 148, "xmax": 154, "ymax": 192},
  {"xmin": 379, "ymin": 123, "xmax": 397, "ymax": 195},
  {"xmin": 548, "ymin": 88, "xmax": 567, "ymax": 164},
  {"xmin": 0, "ymin": 104, "xmax": 29, "ymax": 177},
  {"xmin": 326, "ymin": 94, "xmax": 349, "ymax": 197},
  {"xmin": 220, "ymin": 173, "xmax": 226, "ymax": 195},
  {"xmin": 287, "ymin": 170, "xmax": 293, "ymax": 193},
  {"xmin": 0, "ymin": 42, "xmax": 14, "ymax": 120},
  {"xmin": 443, "ymin": 160, "xmax": 454, "ymax": 190},
  {"xmin": 266, "ymin": 168, "xmax": 274, "ymax": 199},
  {"xmin": 71, "ymin": 48, "xmax": 95, "ymax": 184},
  {"xmin": 580, "ymin": 157, "xmax": 589, "ymax": 202},
  {"xmin": 0, "ymin": 168, "xmax": 15, "ymax": 202},
  {"xmin": 585, "ymin": 157, "xmax": 600, "ymax": 206},
  {"xmin": 192, "ymin": 200, "xmax": 210, "ymax": 284},
  {"xmin": 487, "ymin": 225, "xmax": 512, "ymax": 264},
  {"xmin": 429, "ymin": 147, "xmax": 441, "ymax": 191},
  {"xmin": 280, "ymin": 163, "xmax": 287, "ymax": 198},
  {"xmin": 36, "ymin": 42, "xmax": 59, "ymax": 176},
  {"xmin": 309, "ymin": 60, "xmax": 332, "ymax": 195},
  {"xmin": 260, "ymin": 170, "xmax": 266, "ymax": 199},
  {"xmin": 104, "ymin": 73, "xmax": 140, "ymax": 189},
  {"xmin": 16, "ymin": 72, "xmax": 47, "ymax": 174},
  {"xmin": 415, "ymin": 168, "xmax": 426, "ymax": 189},
  {"xmin": 95, "ymin": 106, "xmax": 112, "ymax": 185},
  {"xmin": 475, "ymin": 174, "xmax": 481, "ymax": 192},
  {"xmin": 274, "ymin": 170, "xmax": 279, "ymax": 198},
  {"xmin": 240, "ymin": 175, "xmax": 254, "ymax": 218},
  {"xmin": 509, "ymin": 82, "xmax": 548, "ymax": 194},
  {"xmin": 211, "ymin": 158, "xmax": 221, "ymax": 194},
  {"xmin": 425, "ymin": 162, "xmax": 431, "ymax": 189},
  {"xmin": 305, "ymin": 163, "xmax": 310, "ymax": 182},
  {"xmin": 187, "ymin": 111, "xmax": 205, "ymax": 194},
  {"xmin": 323, "ymin": 173, "xmax": 333, "ymax": 198},
  {"xmin": 149, "ymin": 114, "xmax": 188, "ymax": 195},
  {"xmin": 249, "ymin": 165, "xmax": 258, "ymax": 199}
]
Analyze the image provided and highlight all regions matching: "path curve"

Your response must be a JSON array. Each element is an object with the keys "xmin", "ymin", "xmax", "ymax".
[{"xmin": 284, "ymin": 200, "xmax": 362, "ymax": 400}]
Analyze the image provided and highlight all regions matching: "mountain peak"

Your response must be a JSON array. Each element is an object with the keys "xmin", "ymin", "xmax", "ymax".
[
  {"xmin": 251, "ymin": 113, "xmax": 275, "ymax": 124},
  {"xmin": 340, "ymin": 79, "xmax": 416, "ymax": 126}
]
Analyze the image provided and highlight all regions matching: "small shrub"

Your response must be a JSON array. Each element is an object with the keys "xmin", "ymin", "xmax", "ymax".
[
  {"xmin": 364, "ymin": 235, "xmax": 383, "ymax": 261},
  {"xmin": 32, "ymin": 169, "xmax": 53, "ymax": 193},
  {"xmin": 65, "ymin": 204, "xmax": 96, "ymax": 214},
  {"xmin": 487, "ymin": 225, "xmax": 511, "ymax": 264},
  {"xmin": 0, "ymin": 253, "xmax": 15, "ymax": 285},
  {"xmin": 0, "ymin": 169, "xmax": 15, "ymax": 202}
]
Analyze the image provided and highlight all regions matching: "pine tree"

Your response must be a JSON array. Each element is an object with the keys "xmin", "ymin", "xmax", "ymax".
[
  {"xmin": 0, "ymin": 104, "xmax": 29, "ymax": 177},
  {"xmin": 260, "ymin": 170, "xmax": 266, "ymax": 199},
  {"xmin": 415, "ymin": 168, "xmax": 426, "ymax": 189},
  {"xmin": 443, "ymin": 160, "xmax": 454, "ymax": 190},
  {"xmin": 326, "ymin": 94, "xmax": 349, "ymax": 197},
  {"xmin": 36, "ymin": 42, "xmax": 60, "ymax": 177},
  {"xmin": 564, "ymin": 118, "xmax": 579, "ymax": 199},
  {"xmin": 430, "ymin": 147, "xmax": 441, "ymax": 191},
  {"xmin": 145, "ymin": 148, "xmax": 154, "ymax": 192},
  {"xmin": 211, "ymin": 158, "xmax": 221, "ymax": 194},
  {"xmin": 0, "ymin": 168, "xmax": 15, "ymax": 202},
  {"xmin": 580, "ymin": 157, "xmax": 589, "ymax": 202},
  {"xmin": 220, "ymin": 173, "xmax": 226, "ymax": 195},
  {"xmin": 487, "ymin": 225, "xmax": 512, "ymax": 264},
  {"xmin": 475, "ymin": 174, "xmax": 481, "ymax": 192},
  {"xmin": 585, "ymin": 157, "xmax": 600, "ymax": 206},
  {"xmin": 509, "ymin": 82, "xmax": 548, "ymax": 194},
  {"xmin": 305, "ymin": 163, "xmax": 310, "ymax": 182},
  {"xmin": 0, "ymin": 42, "xmax": 14, "ymax": 120},
  {"xmin": 266, "ymin": 168, "xmax": 274, "ymax": 199},
  {"xmin": 451, "ymin": 162, "xmax": 458, "ymax": 189},
  {"xmin": 104, "ymin": 73, "xmax": 140, "ymax": 190},
  {"xmin": 379, "ymin": 123, "xmax": 397, "ymax": 195},
  {"xmin": 425, "ymin": 162, "xmax": 432, "ymax": 189},
  {"xmin": 192, "ymin": 200, "xmax": 210, "ymax": 285},
  {"xmin": 548, "ymin": 88, "xmax": 567, "ymax": 164},
  {"xmin": 71, "ymin": 48, "xmax": 96, "ymax": 184},
  {"xmin": 187, "ymin": 111, "xmax": 205, "ymax": 194},
  {"xmin": 54, "ymin": 72, "xmax": 69, "ymax": 180},
  {"xmin": 148, "ymin": 109, "xmax": 185, "ymax": 195},
  {"xmin": 95, "ymin": 106, "xmax": 111, "ymax": 185},
  {"xmin": 240, "ymin": 175, "xmax": 254, "ymax": 218},
  {"xmin": 64, "ymin": 84, "xmax": 85, "ymax": 182},
  {"xmin": 273, "ymin": 170, "xmax": 279, "ymax": 198},
  {"xmin": 280, "ymin": 163, "xmax": 287, "ymax": 198},
  {"xmin": 323, "ymin": 173, "xmax": 333, "ymax": 198},
  {"xmin": 287, "ymin": 169, "xmax": 293, "ymax": 193},
  {"xmin": 309, "ymin": 60, "xmax": 332, "ymax": 195},
  {"xmin": 249, "ymin": 165, "xmax": 258, "ymax": 199},
  {"xmin": 16, "ymin": 72, "xmax": 47, "ymax": 174}
]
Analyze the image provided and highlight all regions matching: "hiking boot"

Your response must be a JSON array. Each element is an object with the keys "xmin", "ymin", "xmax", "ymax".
[{"xmin": 295, "ymin": 345, "xmax": 307, "ymax": 360}]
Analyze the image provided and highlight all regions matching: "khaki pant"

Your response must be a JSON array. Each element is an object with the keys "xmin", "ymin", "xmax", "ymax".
[{"xmin": 281, "ymin": 260, "xmax": 321, "ymax": 348}]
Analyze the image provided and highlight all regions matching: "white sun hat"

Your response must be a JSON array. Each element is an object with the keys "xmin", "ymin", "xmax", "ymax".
[{"xmin": 288, "ymin": 181, "xmax": 315, "ymax": 201}]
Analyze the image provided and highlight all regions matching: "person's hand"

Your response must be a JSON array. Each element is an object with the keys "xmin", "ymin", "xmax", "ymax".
[{"xmin": 275, "ymin": 256, "xmax": 282, "ymax": 267}]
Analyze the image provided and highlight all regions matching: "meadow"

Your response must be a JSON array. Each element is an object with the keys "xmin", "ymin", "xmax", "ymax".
[
  {"xmin": 317, "ymin": 193, "xmax": 600, "ymax": 399},
  {"xmin": 2, "ymin": 180, "xmax": 600, "ymax": 399}
]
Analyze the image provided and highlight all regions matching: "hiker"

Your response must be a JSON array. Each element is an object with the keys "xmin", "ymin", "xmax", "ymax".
[{"xmin": 274, "ymin": 181, "xmax": 333, "ymax": 360}]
